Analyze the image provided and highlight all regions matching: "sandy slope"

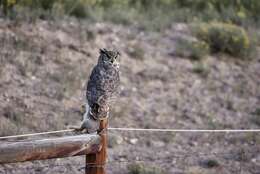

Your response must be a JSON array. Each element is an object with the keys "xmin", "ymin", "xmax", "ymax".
[{"xmin": 0, "ymin": 18, "xmax": 259, "ymax": 174}]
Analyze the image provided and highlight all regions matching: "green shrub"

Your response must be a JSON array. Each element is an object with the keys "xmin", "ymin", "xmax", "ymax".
[
  {"xmin": 3, "ymin": 0, "xmax": 260, "ymax": 31},
  {"xmin": 102, "ymin": 7, "xmax": 136, "ymax": 25},
  {"xmin": 64, "ymin": 1, "xmax": 88, "ymax": 18},
  {"xmin": 254, "ymin": 30, "xmax": 260, "ymax": 46},
  {"xmin": 3, "ymin": 0, "xmax": 260, "ymax": 30},
  {"xmin": 62, "ymin": 0, "xmax": 102, "ymax": 19},
  {"xmin": 251, "ymin": 108, "xmax": 260, "ymax": 126},
  {"xmin": 175, "ymin": 38, "xmax": 209, "ymax": 60},
  {"xmin": 127, "ymin": 163, "xmax": 165, "ymax": 174},
  {"xmin": 192, "ymin": 22, "xmax": 254, "ymax": 58},
  {"xmin": 192, "ymin": 62, "xmax": 209, "ymax": 77},
  {"xmin": 175, "ymin": 0, "xmax": 260, "ymax": 24}
]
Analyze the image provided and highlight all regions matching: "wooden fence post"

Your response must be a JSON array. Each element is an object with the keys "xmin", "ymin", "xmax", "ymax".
[{"xmin": 85, "ymin": 119, "xmax": 107, "ymax": 174}]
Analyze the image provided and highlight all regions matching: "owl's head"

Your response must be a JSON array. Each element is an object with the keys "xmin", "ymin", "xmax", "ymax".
[{"xmin": 99, "ymin": 48, "xmax": 120, "ymax": 65}]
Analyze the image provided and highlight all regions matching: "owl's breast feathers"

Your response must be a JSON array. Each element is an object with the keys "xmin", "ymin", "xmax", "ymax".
[{"xmin": 86, "ymin": 63, "xmax": 120, "ymax": 108}]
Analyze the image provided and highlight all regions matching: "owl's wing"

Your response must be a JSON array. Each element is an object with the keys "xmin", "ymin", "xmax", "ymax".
[
  {"xmin": 87, "ymin": 64, "xmax": 120, "ymax": 107},
  {"xmin": 86, "ymin": 65, "xmax": 103, "ymax": 107}
]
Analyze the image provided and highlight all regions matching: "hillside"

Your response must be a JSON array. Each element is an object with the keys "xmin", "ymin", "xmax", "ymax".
[{"xmin": 0, "ymin": 18, "xmax": 259, "ymax": 174}]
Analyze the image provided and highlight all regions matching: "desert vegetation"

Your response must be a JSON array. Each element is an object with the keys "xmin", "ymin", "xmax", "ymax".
[{"xmin": 1, "ymin": 0, "xmax": 260, "ymax": 28}]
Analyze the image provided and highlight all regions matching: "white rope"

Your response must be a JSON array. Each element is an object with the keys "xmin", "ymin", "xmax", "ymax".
[
  {"xmin": 0, "ymin": 129, "xmax": 74, "ymax": 140},
  {"xmin": 0, "ymin": 128, "xmax": 260, "ymax": 140},
  {"xmin": 108, "ymin": 128, "xmax": 260, "ymax": 132}
]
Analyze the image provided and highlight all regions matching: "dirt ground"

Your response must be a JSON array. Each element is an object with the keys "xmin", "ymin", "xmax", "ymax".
[{"xmin": 0, "ymin": 18, "xmax": 259, "ymax": 174}]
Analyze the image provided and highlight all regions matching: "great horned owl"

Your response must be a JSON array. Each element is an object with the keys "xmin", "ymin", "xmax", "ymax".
[{"xmin": 72, "ymin": 48, "xmax": 120, "ymax": 133}]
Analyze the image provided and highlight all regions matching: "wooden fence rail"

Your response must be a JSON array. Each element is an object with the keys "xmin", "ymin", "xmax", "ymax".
[{"xmin": 0, "ymin": 119, "xmax": 108, "ymax": 174}]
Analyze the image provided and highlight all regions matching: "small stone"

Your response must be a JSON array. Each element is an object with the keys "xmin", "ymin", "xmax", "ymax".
[
  {"xmin": 129, "ymin": 138, "xmax": 138, "ymax": 145},
  {"xmin": 151, "ymin": 141, "xmax": 165, "ymax": 147}
]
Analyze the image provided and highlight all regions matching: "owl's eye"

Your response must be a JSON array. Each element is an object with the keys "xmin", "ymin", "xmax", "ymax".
[{"xmin": 104, "ymin": 54, "xmax": 110, "ymax": 60}]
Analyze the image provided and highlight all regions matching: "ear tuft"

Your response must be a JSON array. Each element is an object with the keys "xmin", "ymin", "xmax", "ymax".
[
  {"xmin": 99, "ymin": 48, "xmax": 107, "ymax": 54},
  {"xmin": 99, "ymin": 48, "xmax": 104, "ymax": 54}
]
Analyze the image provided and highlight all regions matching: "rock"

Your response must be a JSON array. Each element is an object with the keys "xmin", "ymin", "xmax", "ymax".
[
  {"xmin": 151, "ymin": 141, "xmax": 165, "ymax": 147},
  {"xmin": 31, "ymin": 76, "xmax": 36, "ymax": 80},
  {"xmin": 129, "ymin": 138, "xmax": 138, "ymax": 145}
]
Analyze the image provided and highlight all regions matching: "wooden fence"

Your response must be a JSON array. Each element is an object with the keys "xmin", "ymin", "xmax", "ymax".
[{"xmin": 0, "ymin": 119, "xmax": 108, "ymax": 174}]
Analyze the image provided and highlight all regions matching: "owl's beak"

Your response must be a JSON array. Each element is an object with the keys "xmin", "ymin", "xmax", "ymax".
[{"xmin": 111, "ymin": 57, "xmax": 115, "ymax": 63}]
